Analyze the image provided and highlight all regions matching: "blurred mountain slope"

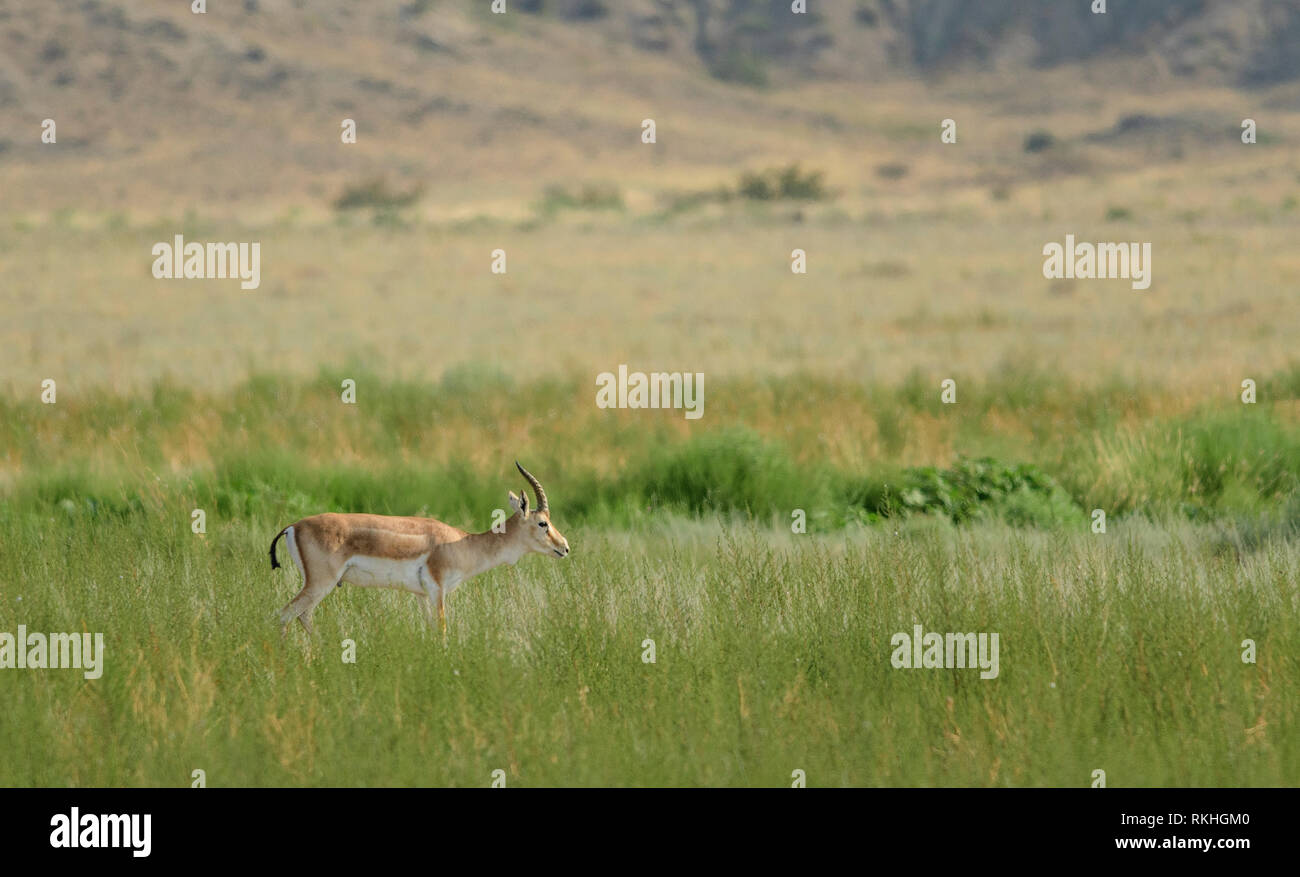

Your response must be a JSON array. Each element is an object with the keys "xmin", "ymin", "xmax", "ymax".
[{"xmin": 2, "ymin": 0, "xmax": 1298, "ymax": 213}]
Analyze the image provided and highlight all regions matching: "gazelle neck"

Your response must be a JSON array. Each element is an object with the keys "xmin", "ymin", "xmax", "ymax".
[{"xmin": 463, "ymin": 527, "xmax": 528, "ymax": 578}]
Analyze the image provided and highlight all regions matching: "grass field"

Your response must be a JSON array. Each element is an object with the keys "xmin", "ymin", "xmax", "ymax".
[
  {"xmin": 1, "ymin": 371, "xmax": 1297, "ymax": 786},
  {"xmin": 2, "ymin": 510, "xmax": 1296, "ymax": 787},
  {"xmin": 5, "ymin": 182, "xmax": 1300, "ymax": 395},
  {"xmin": 4, "ymin": 207, "xmax": 1297, "ymax": 786}
]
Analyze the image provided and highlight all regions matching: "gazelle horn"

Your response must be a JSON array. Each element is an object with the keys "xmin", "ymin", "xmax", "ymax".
[{"xmin": 515, "ymin": 461, "xmax": 548, "ymax": 513}]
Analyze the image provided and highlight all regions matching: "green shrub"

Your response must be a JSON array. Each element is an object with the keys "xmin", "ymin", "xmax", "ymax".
[
  {"xmin": 710, "ymin": 49, "xmax": 768, "ymax": 86},
  {"xmin": 1024, "ymin": 130, "xmax": 1055, "ymax": 153},
  {"xmin": 332, "ymin": 177, "xmax": 423, "ymax": 211},
  {"xmin": 738, "ymin": 164, "xmax": 827, "ymax": 201},
  {"xmin": 624, "ymin": 428, "xmax": 823, "ymax": 516},
  {"xmin": 538, "ymin": 182, "xmax": 624, "ymax": 214},
  {"xmin": 838, "ymin": 457, "xmax": 1082, "ymax": 528}
]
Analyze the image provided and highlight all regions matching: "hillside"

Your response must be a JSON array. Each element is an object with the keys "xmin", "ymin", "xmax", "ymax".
[{"xmin": 3, "ymin": 0, "xmax": 1300, "ymax": 217}]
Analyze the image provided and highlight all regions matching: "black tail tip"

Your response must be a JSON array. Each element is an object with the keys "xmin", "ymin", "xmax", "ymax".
[{"xmin": 270, "ymin": 528, "xmax": 286, "ymax": 570}]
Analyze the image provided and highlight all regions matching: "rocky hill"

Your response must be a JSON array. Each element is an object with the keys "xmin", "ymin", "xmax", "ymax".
[{"xmin": 2, "ymin": 0, "xmax": 1297, "ymax": 214}]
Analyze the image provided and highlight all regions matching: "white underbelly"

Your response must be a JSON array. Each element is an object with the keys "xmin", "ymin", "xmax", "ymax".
[{"xmin": 342, "ymin": 554, "xmax": 430, "ymax": 594}]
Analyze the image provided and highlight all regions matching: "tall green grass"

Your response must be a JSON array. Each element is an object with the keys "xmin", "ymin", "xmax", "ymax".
[
  {"xmin": 1, "ymin": 371, "xmax": 1297, "ymax": 785},
  {"xmin": 0, "ymin": 512, "xmax": 1294, "ymax": 786},
  {"xmin": 2, "ymin": 368, "xmax": 1297, "ymax": 531}
]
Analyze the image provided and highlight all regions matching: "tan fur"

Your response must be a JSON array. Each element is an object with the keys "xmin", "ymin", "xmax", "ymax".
[{"xmin": 274, "ymin": 469, "xmax": 570, "ymax": 637}]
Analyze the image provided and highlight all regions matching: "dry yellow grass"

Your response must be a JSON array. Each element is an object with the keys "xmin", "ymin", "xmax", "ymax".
[{"xmin": 2, "ymin": 201, "xmax": 1295, "ymax": 394}]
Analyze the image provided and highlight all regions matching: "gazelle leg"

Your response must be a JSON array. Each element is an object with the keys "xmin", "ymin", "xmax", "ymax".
[
  {"xmin": 295, "ymin": 571, "xmax": 344, "ymax": 635},
  {"xmin": 278, "ymin": 528, "xmax": 316, "ymax": 635},
  {"xmin": 298, "ymin": 595, "xmax": 322, "ymax": 634},
  {"xmin": 280, "ymin": 557, "xmax": 342, "ymax": 636},
  {"xmin": 279, "ymin": 587, "xmax": 312, "ymax": 633},
  {"xmin": 418, "ymin": 594, "xmax": 437, "ymax": 630},
  {"xmin": 419, "ymin": 566, "xmax": 446, "ymax": 638}
]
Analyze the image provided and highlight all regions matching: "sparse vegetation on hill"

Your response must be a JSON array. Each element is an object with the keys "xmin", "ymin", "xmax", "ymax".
[
  {"xmin": 332, "ymin": 178, "xmax": 424, "ymax": 212},
  {"xmin": 5, "ymin": 1, "xmax": 1300, "ymax": 214}
]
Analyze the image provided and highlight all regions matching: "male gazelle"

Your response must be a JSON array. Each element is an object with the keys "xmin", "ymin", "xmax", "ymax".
[{"xmin": 269, "ymin": 462, "xmax": 570, "ymax": 635}]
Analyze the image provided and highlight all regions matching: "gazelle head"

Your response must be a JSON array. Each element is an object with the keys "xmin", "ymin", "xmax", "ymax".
[{"xmin": 507, "ymin": 462, "xmax": 570, "ymax": 559}]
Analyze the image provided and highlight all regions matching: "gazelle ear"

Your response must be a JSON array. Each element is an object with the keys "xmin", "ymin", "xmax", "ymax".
[{"xmin": 508, "ymin": 491, "xmax": 524, "ymax": 514}]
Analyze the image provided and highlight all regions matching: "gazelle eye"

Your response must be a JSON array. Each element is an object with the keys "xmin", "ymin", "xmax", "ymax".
[{"xmin": 539, "ymin": 521, "xmax": 548, "ymax": 529}]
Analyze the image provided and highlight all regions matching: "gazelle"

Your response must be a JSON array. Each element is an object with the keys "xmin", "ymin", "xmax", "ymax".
[{"xmin": 269, "ymin": 462, "xmax": 570, "ymax": 635}]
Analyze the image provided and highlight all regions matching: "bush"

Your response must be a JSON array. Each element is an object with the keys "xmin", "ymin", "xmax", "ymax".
[
  {"xmin": 738, "ymin": 164, "xmax": 827, "ymax": 201},
  {"xmin": 626, "ymin": 429, "xmax": 822, "ymax": 516},
  {"xmin": 566, "ymin": 0, "xmax": 607, "ymax": 19},
  {"xmin": 1024, "ymin": 130, "xmax": 1056, "ymax": 153},
  {"xmin": 842, "ymin": 457, "xmax": 1082, "ymax": 527},
  {"xmin": 332, "ymin": 177, "xmax": 423, "ymax": 211},
  {"xmin": 538, "ymin": 182, "xmax": 624, "ymax": 214},
  {"xmin": 711, "ymin": 49, "xmax": 769, "ymax": 87}
]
